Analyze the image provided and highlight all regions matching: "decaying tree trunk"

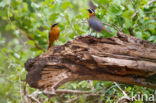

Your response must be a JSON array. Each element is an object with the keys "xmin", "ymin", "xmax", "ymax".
[{"xmin": 25, "ymin": 32, "xmax": 156, "ymax": 93}]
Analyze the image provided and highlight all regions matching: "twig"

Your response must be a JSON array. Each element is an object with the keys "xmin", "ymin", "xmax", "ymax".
[
  {"xmin": 114, "ymin": 82, "xmax": 131, "ymax": 103},
  {"xmin": 128, "ymin": 27, "xmax": 135, "ymax": 36},
  {"xmin": 66, "ymin": 93, "xmax": 99, "ymax": 103},
  {"xmin": 88, "ymin": 80, "xmax": 95, "ymax": 91},
  {"xmin": 147, "ymin": 0, "xmax": 156, "ymax": 5},
  {"xmin": 16, "ymin": 28, "xmax": 45, "ymax": 51},
  {"xmin": 29, "ymin": 90, "xmax": 42, "ymax": 98},
  {"xmin": 114, "ymin": 82, "xmax": 128, "ymax": 96},
  {"xmin": 116, "ymin": 95, "xmax": 130, "ymax": 103},
  {"xmin": 27, "ymin": 95, "xmax": 41, "ymax": 103},
  {"xmin": 131, "ymin": 11, "xmax": 138, "ymax": 19},
  {"xmin": 130, "ymin": 0, "xmax": 138, "ymax": 19},
  {"xmin": 23, "ymin": 80, "xmax": 41, "ymax": 103},
  {"xmin": 66, "ymin": 96, "xmax": 80, "ymax": 103},
  {"xmin": 103, "ymin": 23, "xmax": 120, "ymax": 31},
  {"xmin": 26, "ymin": 90, "xmax": 42, "ymax": 103},
  {"xmin": 56, "ymin": 89, "xmax": 92, "ymax": 94},
  {"xmin": 18, "ymin": 72, "xmax": 24, "ymax": 103}
]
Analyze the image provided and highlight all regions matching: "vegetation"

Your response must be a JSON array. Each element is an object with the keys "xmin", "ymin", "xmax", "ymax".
[{"xmin": 0, "ymin": 0, "xmax": 155, "ymax": 102}]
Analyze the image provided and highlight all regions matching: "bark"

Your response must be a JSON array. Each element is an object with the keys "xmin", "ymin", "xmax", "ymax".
[{"xmin": 25, "ymin": 31, "xmax": 156, "ymax": 93}]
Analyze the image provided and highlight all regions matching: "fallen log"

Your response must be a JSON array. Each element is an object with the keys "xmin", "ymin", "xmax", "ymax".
[{"xmin": 25, "ymin": 32, "xmax": 156, "ymax": 93}]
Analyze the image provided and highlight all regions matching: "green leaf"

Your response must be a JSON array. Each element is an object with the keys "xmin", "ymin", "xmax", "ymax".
[
  {"xmin": 147, "ymin": 24, "xmax": 155, "ymax": 31},
  {"xmin": 0, "ymin": 1, "xmax": 6, "ymax": 7},
  {"xmin": 31, "ymin": 2, "xmax": 40, "ymax": 8},
  {"xmin": 135, "ymin": 31, "xmax": 142, "ymax": 39},
  {"xmin": 110, "ymin": 5, "xmax": 122, "ymax": 15},
  {"xmin": 122, "ymin": 10, "xmax": 134, "ymax": 19},
  {"xmin": 124, "ymin": 18, "xmax": 133, "ymax": 28},
  {"xmin": 27, "ymin": 40, "xmax": 35, "ymax": 46},
  {"xmin": 61, "ymin": 1, "xmax": 73, "ymax": 9},
  {"xmin": 148, "ymin": 36, "xmax": 156, "ymax": 42}
]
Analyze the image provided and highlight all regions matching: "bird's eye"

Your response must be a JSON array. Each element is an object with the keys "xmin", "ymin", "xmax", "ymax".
[{"xmin": 88, "ymin": 9, "xmax": 95, "ymax": 13}]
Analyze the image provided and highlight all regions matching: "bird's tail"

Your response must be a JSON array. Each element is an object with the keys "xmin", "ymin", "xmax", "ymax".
[
  {"xmin": 48, "ymin": 40, "xmax": 54, "ymax": 49},
  {"xmin": 102, "ymin": 26, "xmax": 112, "ymax": 33}
]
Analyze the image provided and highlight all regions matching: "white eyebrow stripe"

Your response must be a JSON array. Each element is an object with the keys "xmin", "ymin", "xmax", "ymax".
[{"xmin": 90, "ymin": 9, "xmax": 93, "ymax": 12}]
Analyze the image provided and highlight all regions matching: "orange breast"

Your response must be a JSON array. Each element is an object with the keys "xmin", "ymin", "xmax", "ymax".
[{"xmin": 49, "ymin": 28, "xmax": 60, "ymax": 42}]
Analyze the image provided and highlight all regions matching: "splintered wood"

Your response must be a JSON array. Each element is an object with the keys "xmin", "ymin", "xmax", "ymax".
[
  {"xmin": 25, "ymin": 32, "xmax": 156, "ymax": 90},
  {"xmin": 38, "ymin": 68, "xmax": 71, "ymax": 89}
]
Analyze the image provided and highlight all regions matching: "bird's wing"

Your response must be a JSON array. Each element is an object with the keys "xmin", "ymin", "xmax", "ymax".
[
  {"xmin": 89, "ymin": 16, "xmax": 106, "ymax": 32},
  {"xmin": 48, "ymin": 32, "xmax": 51, "ymax": 41},
  {"xmin": 93, "ymin": 17, "xmax": 112, "ymax": 33}
]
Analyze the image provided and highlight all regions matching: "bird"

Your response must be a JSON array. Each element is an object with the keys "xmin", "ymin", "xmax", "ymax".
[
  {"xmin": 87, "ymin": 9, "xmax": 111, "ymax": 33},
  {"xmin": 48, "ymin": 23, "xmax": 60, "ymax": 49}
]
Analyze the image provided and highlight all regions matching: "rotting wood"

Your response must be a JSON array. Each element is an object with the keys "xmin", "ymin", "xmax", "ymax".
[{"xmin": 25, "ymin": 31, "xmax": 156, "ymax": 94}]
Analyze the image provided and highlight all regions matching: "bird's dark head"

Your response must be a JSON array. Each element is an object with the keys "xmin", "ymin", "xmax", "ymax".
[
  {"xmin": 88, "ymin": 9, "xmax": 95, "ymax": 17},
  {"xmin": 51, "ymin": 23, "xmax": 58, "ymax": 28},
  {"xmin": 88, "ymin": 9, "xmax": 94, "ymax": 13}
]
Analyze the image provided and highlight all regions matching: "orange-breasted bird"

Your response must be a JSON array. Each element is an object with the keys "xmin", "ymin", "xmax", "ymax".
[
  {"xmin": 48, "ymin": 23, "xmax": 60, "ymax": 49},
  {"xmin": 87, "ymin": 9, "xmax": 111, "ymax": 33}
]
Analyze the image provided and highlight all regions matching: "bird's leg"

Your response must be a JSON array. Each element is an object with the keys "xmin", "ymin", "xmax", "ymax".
[
  {"xmin": 87, "ymin": 29, "xmax": 92, "ymax": 36},
  {"xmin": 95, "ymin": 32, "xmax": 97, "ymax": 37},
  {"xmin": 55, "ymin": 40, "xmax": 60, "ymax": 46}
]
